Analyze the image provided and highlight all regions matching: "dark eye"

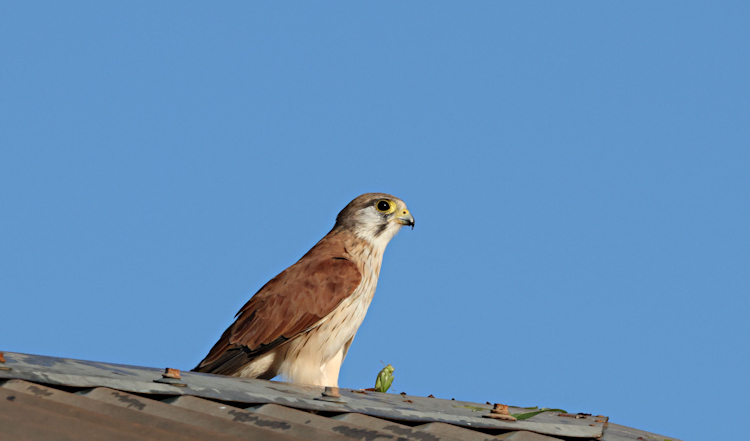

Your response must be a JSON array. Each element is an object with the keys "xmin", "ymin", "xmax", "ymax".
[{"xmin": 377, "ymin": 200, "xmax": 392, "ymax": 212}]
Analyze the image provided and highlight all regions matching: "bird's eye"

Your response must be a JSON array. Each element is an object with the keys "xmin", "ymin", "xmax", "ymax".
[{"xmin": 376, "ymin": 200, "xmax": 394, "ymax": 213}]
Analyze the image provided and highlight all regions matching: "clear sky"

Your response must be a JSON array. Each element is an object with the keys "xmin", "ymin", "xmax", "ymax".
[{"xmin": 2, "ymin": 2, "xmax": 747, "ymax": 439}]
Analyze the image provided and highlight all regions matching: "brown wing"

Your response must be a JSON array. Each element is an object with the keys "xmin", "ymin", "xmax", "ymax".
[{"xmin": 193, "ymin": 236, "xmax": 362, "ymax": 375}]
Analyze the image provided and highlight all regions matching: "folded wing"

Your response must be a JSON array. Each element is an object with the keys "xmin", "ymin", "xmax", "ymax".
[{"xmin": 194, "ymin": 250, "xmax": 362, "ymax": 376}]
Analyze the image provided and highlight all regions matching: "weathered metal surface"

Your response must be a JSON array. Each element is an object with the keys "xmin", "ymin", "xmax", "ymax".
[
  {"xmin": 333, "ymin": 413, "xmax": 468, "ymax": 441},
  {"xmin": 496, "ymin": 431, "xmax": 565, "ymax": 440},
  {"xmin": 80, "ymin": 387, "xmax": 297, "ymax": 441},
  {"xmin": 166, "ymin": 395, "xmax": 353, "ymax": 441},
  {"xmin": 0, "ymin": 379, "xmax": 232, "ymax": 441},
  {"xmin": 0, "ymin": 351, "xmax": 602, "ymax": 439},
  {"xmin": 602, "ymin": 423, "xmax": 682, "ymax": 441},
  {"xmin": 524, "ymin": 411, "xmax": 607, "ymax": 430},
  {"xmin": 415, "ymin": 422, "xmax": 505, "ymax": 441},
  {"xmin": 249, "ymin": 402, "xmax": 403, "ymax": 441},
  {"xmin": 0, "ymin": 386, "xmax": 168, "ymax": 441}
]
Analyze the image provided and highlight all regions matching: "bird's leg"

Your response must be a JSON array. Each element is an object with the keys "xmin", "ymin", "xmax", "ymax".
[{"xmin": 320, "ymin": 347, "xmax": 345, "ymax": 387}]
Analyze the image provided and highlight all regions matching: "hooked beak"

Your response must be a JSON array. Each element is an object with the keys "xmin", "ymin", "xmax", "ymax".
[{"xmin": 394, "ymin": 209, "xmax": 415, "ymax": 230}]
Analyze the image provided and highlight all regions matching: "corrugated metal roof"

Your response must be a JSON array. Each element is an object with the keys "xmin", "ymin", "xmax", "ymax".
[{"xmin": 0, "ymin": 351, "xmax": 680, "ymax": 441}]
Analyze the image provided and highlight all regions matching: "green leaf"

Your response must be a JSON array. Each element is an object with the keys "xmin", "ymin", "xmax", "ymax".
[{"xmin": 511, "ymin": 408, "xmax": 567, "ymax": 420}]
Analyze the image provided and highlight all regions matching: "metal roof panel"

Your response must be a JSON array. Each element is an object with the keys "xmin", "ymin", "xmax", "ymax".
[
  {"xmin": 250, "ymin": 402, "xmax": 405, "ymax": 441},
  {"xmin": 0, "ymin": 351, "xmax": 600, "ymax": 439},
  {"xmin": 0, "ymin": 386, "xmax": 167, "ymax": 441},
  {"xmin": 1, "ymin": 379, "xmax": 231, "ymax": 441},
  {"xmin": 0, "ymin": 351, "xmax": 682, "ymax": 441},
  {"xmin": 334, "ymin": 412, "xmax": 468, "ymax": 441},
  {"xmin": 80, "ymin": 386, "xmax": 297, "ymax": 441},
  {"xmin": 415, "ymin": 422, "xmax": 502, "ymax": 441},
  {"xmin": 166, "ymin": 394, "xmax": 353, "ymax": 441}
]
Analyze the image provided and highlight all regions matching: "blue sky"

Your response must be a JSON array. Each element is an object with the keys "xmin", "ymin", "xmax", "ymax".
[{"xmin": 2, "ymin": 2, "xmax": 748, "ymax": 439}]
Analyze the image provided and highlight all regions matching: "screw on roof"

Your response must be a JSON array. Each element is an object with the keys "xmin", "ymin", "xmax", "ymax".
[
  {"xmin": 482, "ymin": 403, "xmax": 517, "ymax": 421},
  {"xmin": 162, "ymin": 368, "xmax": 182, "ymax": 379},
  {"xmin": 315, "ymin": 386, "xmax": 345, "ymax": 403},
  {"xmin": 153, "ymin": 367, "xmax": 187, "ymax": 387}
]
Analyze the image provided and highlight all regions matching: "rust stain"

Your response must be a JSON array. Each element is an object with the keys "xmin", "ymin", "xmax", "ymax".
[
  {"xmin": 112, "ymin": 391, "xmax": 146, "ymax": 410},
  {"xmin": 27, "ymin": 385, "xmax": 53, "ymax": 397},
  {"xmin": 322, "ymin": 386, "xmax": 341, "ymax": 398},
  {"xmin": 559, "ymin": 413, "xmax": 587, "ymax": 419},
  {"xmin": 162, "ymin": 367, "xmax": 181, "ymax": 379},
  {"xmin": 483, "ymin": 403, "xmax": 517, "ymax": 421}
]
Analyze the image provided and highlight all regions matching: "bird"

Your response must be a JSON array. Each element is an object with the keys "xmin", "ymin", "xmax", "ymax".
[{"xmin": 193, "ymin": 193, "xmax": 414, "ymax": 387}]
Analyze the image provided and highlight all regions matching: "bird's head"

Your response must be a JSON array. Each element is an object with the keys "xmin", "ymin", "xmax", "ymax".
[{"xmin": 335, "ymin": 193, "xmax": 414, "ymax": 248}]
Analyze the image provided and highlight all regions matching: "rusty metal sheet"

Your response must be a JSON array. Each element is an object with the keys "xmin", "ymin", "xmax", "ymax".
[
  {"xmin": 0, "ymin": 351, "xmax": 601, "ymax": 439},
  {"xmin": 166, "ymin": 395, "xmax": 352, "ymax": 441},
  {"xmin": 0, "ymin": 386, "xmax": 165, "ymax": 441},
  {"xmin": 249, "ymin": 402, "xmax": 402, "ymax": 441},
  {"xmin": 415, "ymin": 422, "xmax": 510, "ymax": 441},
  {"xmin": 602, "ymin": 422, "xmax": 683, "ymax": 441},
  {"xmin": 524, "ymin": 411, "xmax": 607, "ymax": 432},
  {"xmin": 1, "ymin": 379, "xmax": 234, "ymax": 441},
  {"xmin": 81, "ymin": 387, "xmax": 297, "ymax": 441},
  {"xmin": 333, "ymin": 413, "xmax": 469, "ymax": 441},
  {"xmin": 496, "ymin": 431, "xmax": 566, "ymax": 440}
]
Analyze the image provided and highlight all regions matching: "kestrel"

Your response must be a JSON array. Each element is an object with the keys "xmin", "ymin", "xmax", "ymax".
[{"xmin": 193, "ymin": 193, "xmax": 414, "ymax": 387}]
